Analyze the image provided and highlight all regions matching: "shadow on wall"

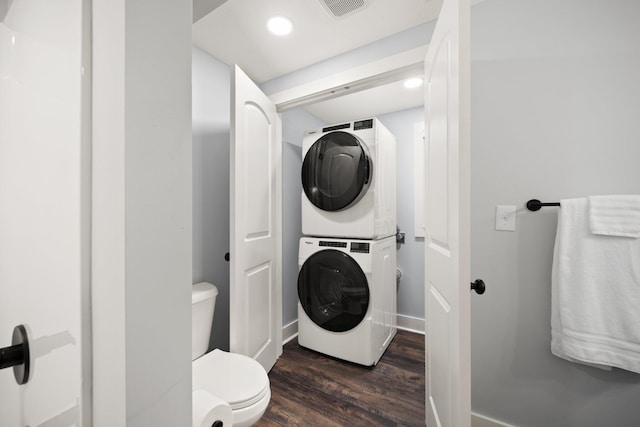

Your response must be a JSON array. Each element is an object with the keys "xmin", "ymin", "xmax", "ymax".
[{"xmin": 193, "ymin": 127, "xmax": 230, "ymax": 351}]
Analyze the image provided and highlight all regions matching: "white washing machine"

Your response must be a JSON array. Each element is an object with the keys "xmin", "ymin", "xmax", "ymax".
[
  {"xmin": 301, "ymin": 118, "xmax": 396, "ymax": 239},
  {"xmin": 297, "ymin": 236, "xmax": 397, "ymax": 366}
]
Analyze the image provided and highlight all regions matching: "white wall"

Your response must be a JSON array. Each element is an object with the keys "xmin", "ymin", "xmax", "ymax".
[
  {"xmin": 192, "ymin": 46, "xmax": 231, "ymax": 351},
  {"xmin": 93, "ymin": 1, "xmax": 192, "ymax": 425},
  {"xmin": 470, "ymin": 0, "xmax": 640, "ymax": 425}
]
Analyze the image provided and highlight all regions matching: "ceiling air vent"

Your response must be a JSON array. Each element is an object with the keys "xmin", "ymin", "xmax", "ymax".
[{"xmin": 317, "ymin": 0, "xmax": 372, "ymax": 18}]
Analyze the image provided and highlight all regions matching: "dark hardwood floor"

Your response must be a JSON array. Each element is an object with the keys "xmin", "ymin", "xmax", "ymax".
[{"xmin": 255, "ymin": 330, "xmax": 425, "ymax": 427}]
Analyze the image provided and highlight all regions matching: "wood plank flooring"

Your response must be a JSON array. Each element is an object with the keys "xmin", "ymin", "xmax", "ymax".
[{"xmin": 255, "ymin": 330, "xmax": 425, "ymax": 427}]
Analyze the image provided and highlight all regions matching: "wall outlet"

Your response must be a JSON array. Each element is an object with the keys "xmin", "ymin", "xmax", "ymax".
[{"xmin": 496, "ymin": 205, "xmax": 517, "ymax": 231}]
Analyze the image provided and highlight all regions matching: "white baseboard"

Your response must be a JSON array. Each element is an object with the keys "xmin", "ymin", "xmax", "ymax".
[
  {"xmin": 396, "ymin": 314, "xmax": 425, "ymax": 334},
  {"xmin": 282, "ymin": 319, "xmax": 298, "ymax": 344},
  {"xmin": 472, "ymin": 413, "xmax": 514, "ymax": 427}
]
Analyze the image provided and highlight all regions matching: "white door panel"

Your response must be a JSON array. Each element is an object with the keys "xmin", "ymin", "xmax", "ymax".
[
  {"xmin": 231, "ymin": 65, "xmax": 282, "ymax": 371},
  {"xmin": 0, "ymin": 0, "xmax": 87, "ymax": 425},
  {"xmin": 424, "ymin": 0, "xmax": 471, "ymax": 426}
]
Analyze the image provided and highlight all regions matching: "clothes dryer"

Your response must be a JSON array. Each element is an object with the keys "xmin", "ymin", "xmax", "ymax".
[
  {"xmin": 297, "ymin": 236, "xmax": 397, "ymax": 366},
  {"xmin": 301, "ymin": 118, "xmax": 396, "ymax": 239}
]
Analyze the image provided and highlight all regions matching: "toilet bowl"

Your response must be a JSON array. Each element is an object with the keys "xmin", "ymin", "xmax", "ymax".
[{"xmin": 192, "ymin": 282, "xmax": 270, "ymax": 427}]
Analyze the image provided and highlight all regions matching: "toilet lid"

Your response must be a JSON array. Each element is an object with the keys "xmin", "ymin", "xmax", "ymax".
[{"xmin": 193, "ymin": 349, "xmax": 270, "ymax": 410}]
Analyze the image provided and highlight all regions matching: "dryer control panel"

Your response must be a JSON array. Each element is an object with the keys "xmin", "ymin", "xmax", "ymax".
[
  {"xmin": 353, "ymin": 119, "xmax": 373, "ymax": 130},
  {"xmin": 350, "ymin": 242, "xmax": 370, "ymax": 253}
]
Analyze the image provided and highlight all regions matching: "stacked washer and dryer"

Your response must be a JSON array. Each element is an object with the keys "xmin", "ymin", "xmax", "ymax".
[{"xmin": 297, "ymin": 118, "xmax": 398, "ymax": 366}]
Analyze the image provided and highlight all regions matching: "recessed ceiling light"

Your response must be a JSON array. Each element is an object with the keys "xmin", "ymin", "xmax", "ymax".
[
  {"xmin": 267, "ymin": 16, "xmax": 293, "ymax": 36},
  {"xmin": 404, "ymin": 77, "xmax": 423, "ymax": 89}
]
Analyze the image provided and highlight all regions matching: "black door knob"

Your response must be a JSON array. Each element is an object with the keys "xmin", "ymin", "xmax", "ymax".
[
  {"xmin": 470, "ymin": 279, "xmax": 486, "ymax": 295},
  {"xmin": 0, "ymin": 325, "xmax": 30, "ymax": 385},
  {"xmin": 224, "ymin": 252, "xmax": 230, "ymax": 262}
]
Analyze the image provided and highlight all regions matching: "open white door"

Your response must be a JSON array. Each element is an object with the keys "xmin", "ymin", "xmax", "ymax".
[
  {"xmin": 230, "ymin": 65, "xmax": 282, "ymax": 372},
  {"xmin": 0, "ymin": 0, "xmax": 89, "ymax": 425},
  {"xmin": 423, "ymin": 0, "xmax": 471, "ymax": 426}
]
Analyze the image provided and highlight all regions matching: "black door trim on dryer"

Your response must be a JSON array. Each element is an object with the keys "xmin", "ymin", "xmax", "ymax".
[
  {"xmin": 301, "ymin": 131, "xmax": 371, "ymax": 212},
  {"xmin": 298, "ymin": 249, "xmax": 369, "ymax": 333}
]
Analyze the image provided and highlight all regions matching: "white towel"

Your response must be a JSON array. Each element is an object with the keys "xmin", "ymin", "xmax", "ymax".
[
  {"xmin": 551, "ymin": 197, "xmax": 640, "ymax": 374},
  {"xmin": 589, "ymin": 195, "xmax": 640, "ymax": 238}
]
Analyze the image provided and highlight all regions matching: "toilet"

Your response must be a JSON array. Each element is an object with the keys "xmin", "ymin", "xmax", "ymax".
[{"xmin": 192, "ymin": 282, "xmax": 271, "ymax": 427}]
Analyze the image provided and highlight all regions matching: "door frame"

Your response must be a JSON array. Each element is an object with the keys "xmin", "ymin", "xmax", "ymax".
[
  {"xmin": 269, "ymin": 45, "xmax": 428, "ymax": 112},
  {"xmin": 268, "ymin": 43, "xmax": 428, "ymax": 343},
  {"xmin": 268, "ymin": 29, "xmax": 469, "ymax": 421}
]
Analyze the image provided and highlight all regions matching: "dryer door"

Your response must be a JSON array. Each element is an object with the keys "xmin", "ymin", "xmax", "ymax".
[
  {"xmin": 301, "ymin": 131, "xmax": 370, "ymax": 211},
  {"xmin": 298, "ymin": 249, "xmax": 369, "ymax": 333}
]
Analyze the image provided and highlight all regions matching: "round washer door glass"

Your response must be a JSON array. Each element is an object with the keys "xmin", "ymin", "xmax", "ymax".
[
  {"xmin": 302, "ymin": 131, "xmax": 370, "ymax": 211},
  {"xmin": 298, "ymin": 249, "xmax": 369, "ymax": 333}
]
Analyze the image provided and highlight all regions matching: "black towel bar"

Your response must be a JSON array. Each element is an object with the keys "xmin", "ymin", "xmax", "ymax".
[{"xmin": 526, "ymin": 199, "xmax": 560, "ymax": 211}]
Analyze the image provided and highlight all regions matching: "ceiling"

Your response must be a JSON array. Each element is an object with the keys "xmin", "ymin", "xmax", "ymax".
[{"xmin": 193, "ymin": 0, "xmax": 440, "ymax": 123}]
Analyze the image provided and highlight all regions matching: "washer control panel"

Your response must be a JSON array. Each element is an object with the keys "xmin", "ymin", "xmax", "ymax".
[{"xmin": 319, "ymin": 241, "xmax": 347, "ymax": 248}]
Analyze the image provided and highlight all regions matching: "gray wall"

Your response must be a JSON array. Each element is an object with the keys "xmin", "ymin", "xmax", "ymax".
[
  {"xmin": 0, "ymin": 0, "xmax": 9, "ymax": 21},
  {"xmin": 377, "ymin": 108, "xmax": 425, "ymax": 320},
  {"xmin": 470, "ymin": 0, "xmax": 640, "ymax": 425},
  {"xmin": 192, "ymin": 46, "xmax": 231, "ymax": 351},
  {"xmin": 93, "ymin": 0, "xmax": 193, "ymax": 424},
  {"xmin": 124, "ymin": 5, "xmax": 193, "ymax": 419},
  {"xmin": 192, "ymin": 0, "xmax": 228, "ymax": 23}
]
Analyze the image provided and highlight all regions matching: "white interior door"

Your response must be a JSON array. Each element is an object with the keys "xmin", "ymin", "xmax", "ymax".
[
  {"xmin": 423, "ymin": 0, "xmax": 471, "ymax": 426},
  {"xmin": 230, "ymin": 65, "xmax": 282, "ymax": 372},
  {"xmin": 0, "ymin": 0, "xmax": 89, "ymax": 425}
]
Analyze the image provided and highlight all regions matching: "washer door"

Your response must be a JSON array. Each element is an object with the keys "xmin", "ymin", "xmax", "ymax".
[
  {"xmin": 301, "ymin": 131, "xmax": 370, "ymax": 211},
  {"xmin": 298, "ymin": 249, "xmax": 369, "ymax": 333}
]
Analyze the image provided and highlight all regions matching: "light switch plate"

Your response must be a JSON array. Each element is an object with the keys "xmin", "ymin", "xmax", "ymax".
[{"xmin": 496, "ymin": 205, "xmax": 516, "ymax": 231}]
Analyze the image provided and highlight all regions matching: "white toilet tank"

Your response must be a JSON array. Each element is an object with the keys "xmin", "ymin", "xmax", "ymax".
[{"xmin": 192, "ymin": 282, "xmax": 218, "ymax": 360}]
